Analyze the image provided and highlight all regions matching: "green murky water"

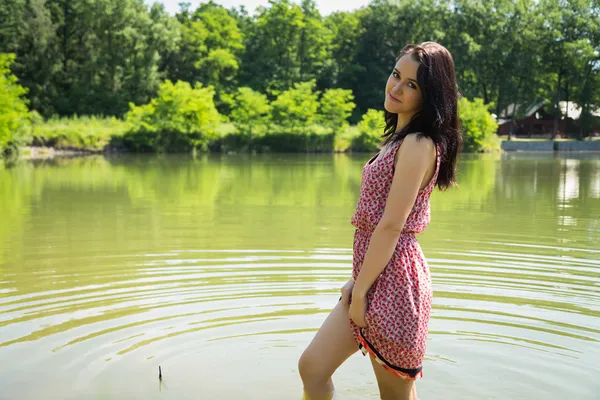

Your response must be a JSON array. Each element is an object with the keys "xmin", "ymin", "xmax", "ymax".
[{"xmin": 1, "ymin": 152, "xmax": 599, "ymax": 399}]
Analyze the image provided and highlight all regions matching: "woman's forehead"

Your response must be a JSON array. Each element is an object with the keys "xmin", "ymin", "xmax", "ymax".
[{"xmin": 394, "ymin": 55, "xmax": 420, "ymax": 75}]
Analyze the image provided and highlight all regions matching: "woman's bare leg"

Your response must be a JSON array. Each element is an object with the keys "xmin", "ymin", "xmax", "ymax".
[
  {"xmin": 298, "ymin": 300, "xmax": 358, "ymax": 400},
  {"xmin": 369, "ymin": 356, "xmax": 416, "ymax": 400}
]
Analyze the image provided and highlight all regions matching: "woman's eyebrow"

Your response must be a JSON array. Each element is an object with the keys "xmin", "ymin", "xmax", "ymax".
[{"xmin": 393, "ymin": 68, "xmax": 418, "ymax": 84}]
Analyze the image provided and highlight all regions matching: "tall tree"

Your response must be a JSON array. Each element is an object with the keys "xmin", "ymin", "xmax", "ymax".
[
  {"xmin": 240, "ymin": 0, "xmax": 305, "ymax": 93},
  {"xmin": 0, "ymin": 0, "xmax": 56, "ymax": 115},
  {"xmin": 297, "ymin": 0, "xmax": 331, "ymax": 87},
  {"xmin": 323, "ymin": 11, "xmax": 363, "ymax": 90},
  {"xmin": 538, "ymin": 0, "xmax": 597, "ymax": 138},
  {"xmin": 166, "ymin": 1, "xmax": 244, "ymax": 111}
]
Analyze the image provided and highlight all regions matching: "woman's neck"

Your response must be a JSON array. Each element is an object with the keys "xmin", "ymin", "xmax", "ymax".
[{"xmin": 395, "ymin": 112, "xmax": 412, "ymax": 133}]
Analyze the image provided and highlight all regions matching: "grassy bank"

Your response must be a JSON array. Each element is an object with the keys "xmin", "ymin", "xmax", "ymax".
[
  {"xmin": 22, "ymin": 117, "xmax": 383, "ymax": 155},
  {"xmin": 497, "ymin": 135, "xmax": 600, "ymax": 141},
  {"xmin": 20, "ymin": 118, "xmax": 504, "ymax": 157},
  {"xmin": 4, "ymin": 64, "xmax": 502, "ymax": 158},
  {"xmin": 30, "ymin": 115, "xmax": 129, "ymax": 151}
]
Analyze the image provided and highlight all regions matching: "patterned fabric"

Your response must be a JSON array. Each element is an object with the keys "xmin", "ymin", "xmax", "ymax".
[{"xmin": 349, "ymin": 138, "xmax": 440, "ymax": 381}]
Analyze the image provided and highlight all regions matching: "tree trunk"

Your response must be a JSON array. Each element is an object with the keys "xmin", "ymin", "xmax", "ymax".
[
  {"xmin": 298, "ymin": 29, "xmax": 305, "ymax": 81},
  {"xmin": 551, "ymin": 69, "xmax": 562, "ymax": 140},
  {"xmin": 62, "ymin": 0, "xmax": 70, "ymax": 75},
  {"xmin": 496, "ymin": 85, "xmax": 504, "ymax": 117},
  {"xmin": 508, "ymin": 76, "xmax": 525, "ymax": 141},
  {"xmin": 580, "ymin": 103, "xmax": 587, "ymax": 139},
  {"xmin": 482, "ymin": 82, "xmax": 489, "ymax": 104},
  {"xmin": 578, "ymin": 61, "xmax": 594, "ymax": 139},
  {"xmin": 565, "ymin": 79, "xmax": 572, "ymax": 138},
  {"xmin": 108, "ymin": 32, "xmax": 115, "ymax": 93}
]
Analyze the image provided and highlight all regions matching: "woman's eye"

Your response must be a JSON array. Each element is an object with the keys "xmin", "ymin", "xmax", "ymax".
[
  {"xmin": 392, "ymin": 72, "xmax": 400, "ymax": 78},
  {"xmin": 409, "ymin": 82, "xmax": 416, "ymax": 89}
]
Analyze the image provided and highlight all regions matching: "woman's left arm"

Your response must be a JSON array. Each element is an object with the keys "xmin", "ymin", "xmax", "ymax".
[{"xmin": 349, "ymin": 134, "xmax": 435, "ymax": 327}]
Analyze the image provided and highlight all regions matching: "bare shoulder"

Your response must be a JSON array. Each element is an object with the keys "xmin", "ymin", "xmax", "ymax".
[
  {"xmin": 402, "ymin": 133, "xmax": 435, "ymax": 153},
  {"xmin": 395, "ymin": 133, "xmax": 436, "ymax": 164}
]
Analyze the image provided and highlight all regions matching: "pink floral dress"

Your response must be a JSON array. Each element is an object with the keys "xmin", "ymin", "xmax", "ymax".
[{"xmin": 349, "ymin": 138, "xmax": 440, "ymax": 380}]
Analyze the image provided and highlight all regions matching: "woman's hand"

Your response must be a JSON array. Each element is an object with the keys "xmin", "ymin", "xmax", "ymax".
[
  {"xmin": 340, "ymin": 279, "xmax": 354, "ymax": 306},
  {"xmin": 348, "ymin": 291, "xmax": 367, "ymax": 328}
]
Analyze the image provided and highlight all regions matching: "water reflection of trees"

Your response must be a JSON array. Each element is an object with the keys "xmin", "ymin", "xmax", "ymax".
[{"xmin": 2, "ymin": 153, "xmax": 598, "ymax": 279}]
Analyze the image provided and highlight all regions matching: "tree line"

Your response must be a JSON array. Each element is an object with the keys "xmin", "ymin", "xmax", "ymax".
[{"xmin": 0, "ymin": 0, "xmax": 598, "ymax": 155}]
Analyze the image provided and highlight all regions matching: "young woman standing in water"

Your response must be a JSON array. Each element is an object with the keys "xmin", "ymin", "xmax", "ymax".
[{"xmin": 298, "ymin": 42, "xmax": 462, "ymax": 400}]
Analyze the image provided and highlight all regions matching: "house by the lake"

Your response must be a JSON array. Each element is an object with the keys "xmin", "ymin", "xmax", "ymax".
[{"xmin": 496, "ymin": 101, "xmax": 600, "ymax": 138}]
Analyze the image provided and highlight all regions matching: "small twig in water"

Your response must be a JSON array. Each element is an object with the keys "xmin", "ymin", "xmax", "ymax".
[{"xmin": 159, "ymin": 365, "xmax": 162, "ymax": 381}]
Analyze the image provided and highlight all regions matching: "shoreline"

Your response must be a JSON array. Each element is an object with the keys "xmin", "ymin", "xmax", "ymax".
[
  {"xmin": 15, "ymin": 141, "xmax": 600, "ymax": 161},
  {"xmin": 501, "ymin": 139, "xmax": 600, "ymax": 152},
  {"xmin": 20, "ymin": 146, "xmax": 107, "ymax": 160}
]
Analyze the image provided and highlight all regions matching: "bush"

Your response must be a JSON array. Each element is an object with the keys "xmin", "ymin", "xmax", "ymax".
[
  {"xmin": 230, "ymin": 87, "xmax": 271, "ymax": 135},
  {"xmin": 262, "ymin": 124, "xmax": 334, "ymax": 152},
  {"xmin": 215, "ymin": 124, "xmax": 333, "ymax": 153},
  {"xmin": 334, "ymin": 125, "xmax": 360, "ymax": 152},
  {"xmin": 318, "ymin": 88, "xmax": 356, "ymax": 132},
  {"xmin": 0, "ymin": 53, "xmax": 31, "ymax": 157},
  {"xmin": 459, "ymin": 97, "xmax": 500, "ymax": 152},
  {"xmin": 122, "ymin": 80, "xmax": 221, "ymax": 152},
  {"xmin": 271, "ymin": 80, "xmax": 320, "ymax": 127},
  {"xmin": 352, "ymin": 109, "xmax": 385, "ymax": 152}
]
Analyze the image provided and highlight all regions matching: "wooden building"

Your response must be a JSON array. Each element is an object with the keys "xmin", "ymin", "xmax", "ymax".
[{"xmin": 496, "ymin": 101, "xmax": 599, "ymax": 138}]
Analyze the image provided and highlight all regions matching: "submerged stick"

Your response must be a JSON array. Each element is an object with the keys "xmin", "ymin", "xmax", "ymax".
[{"xmin": 159, "ymin": 365, "xmax": 162, "ymax": 380}]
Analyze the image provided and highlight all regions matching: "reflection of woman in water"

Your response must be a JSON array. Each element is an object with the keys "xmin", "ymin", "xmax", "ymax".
[{"xmin": 298, "ymin": 42, "xmax": 462, "ymax": 400}]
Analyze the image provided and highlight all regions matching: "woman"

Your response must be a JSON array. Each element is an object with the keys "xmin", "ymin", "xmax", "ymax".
[{"xmin": 298, "ymin": 42, "xmax": 462, "ymax": 400}]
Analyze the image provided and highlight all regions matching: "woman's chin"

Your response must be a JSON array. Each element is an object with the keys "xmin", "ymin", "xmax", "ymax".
[{"xmin": 384, "ymin": 101, "xmax": 400, "ymax": 114}]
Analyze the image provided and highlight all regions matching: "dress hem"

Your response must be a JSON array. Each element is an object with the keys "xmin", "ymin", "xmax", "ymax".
[{"xmin": 357, "ymin": 330, "xmax": 423, "ymax": 381}]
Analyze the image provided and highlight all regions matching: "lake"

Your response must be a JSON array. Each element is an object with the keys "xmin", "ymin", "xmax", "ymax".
[{"xmin": 1, "ymin": 152, "xmax": 599, "ymax": 399}]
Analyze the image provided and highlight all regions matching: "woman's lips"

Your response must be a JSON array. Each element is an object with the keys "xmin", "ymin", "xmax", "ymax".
[{"xmin": 388, "ymin": 92, "xmax": 401, "ymax": 103}]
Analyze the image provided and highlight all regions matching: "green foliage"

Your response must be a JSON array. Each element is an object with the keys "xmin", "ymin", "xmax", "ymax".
[
  {"xmin": 215, "ymin": 124, "xmax": 334, "ymax": 153},
  {"xmin": 257, "ymin": 130, "xmax": 334, "ymax": 153},
  {"xmin": 0, "ymin": 0, "xmax": 55, "ymax": 115},
  {"xmin": 334, "ymin": 125, "xmax": 360, "ymax": 152},
  {"xmin": 200, "ymin": 49, "xmax": 239, "ymax": 84},
  {"xmin": 230, "ymin": 87, "xmax": 271, "ymax": 135},
  {"xmin": 0, "ymin": 53, "xmax": 30, "ymax": 157},
  {"xmin": 69, "ymin": 1, "xmax": 177, "ymax": 116},
  {"xmin": 240, "ymin": 0, "xmax": 330, "ymax": 93},
  {"xmin": 122, "ymin": 80, "xmax": 221, "ymax": 152},
  {"xmin": 322, "ymin": 11, "xmax": 364, "ymax": 92},
  {"xmin": 271, "ymin": 80, "xmax": 320, "ymax": 127},
  {"xmin": 31, "ymin": 115, "xmax": 128, "ymax": 150},
  {"xmin": 217, "ymin": 87, "xmax": 271, "ymax": 151},
  {"xmin": 239, "ymin": 0, "xmax": 303, "ymax": 92},
  {"xmin": 352, "ymin": 109, "xmax": 385, "ymax": 152},
  {"xmin": 171, "ymin": 2, "xmax": 244, "ymax": 93},
  {"xmin": 319, "ymin": 88, "xmax": 356, "ymax": 131},
  {"xmin": 297, "ymin": 0, "xmax": 332, "ymax": 82},
  {"xmin": 459, "ymin": 97, "xmax": 500, "ymax": 152},
  {"xmin": 3, "ymin": 0, "xmax": 600, "ymax": 150}
]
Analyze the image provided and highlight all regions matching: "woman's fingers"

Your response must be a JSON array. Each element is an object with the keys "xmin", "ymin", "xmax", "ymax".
[
  {"xmin": 340, "ymin": 279, "xmax": 354, "ymax": 306},
  {"xmin": 348, "ymin": 295, "xmax": 367, "ymax": 327},
  {"xmin": 340, "ymin": 289, "xmax": 349, "ymax": 305}
]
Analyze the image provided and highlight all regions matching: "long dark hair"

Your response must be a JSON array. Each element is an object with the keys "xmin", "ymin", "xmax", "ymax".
[{"xmin": 381, "ymin": 42, "xmax": 462, "ymax": 190}]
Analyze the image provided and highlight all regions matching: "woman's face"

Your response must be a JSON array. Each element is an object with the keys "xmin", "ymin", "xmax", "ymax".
[{"xmin": 384, "ymin": 55, "xmax": 423, "ymax": 115}]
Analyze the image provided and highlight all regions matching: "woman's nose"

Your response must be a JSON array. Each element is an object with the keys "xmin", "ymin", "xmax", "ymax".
[{"xmin": 393, "ymin": 82, "xmax": 403, "ymax": 93}]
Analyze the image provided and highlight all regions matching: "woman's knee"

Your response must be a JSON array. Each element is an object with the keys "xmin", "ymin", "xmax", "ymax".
[{"xmin": 298, "ymin": 349, "xmax": 329, "ymax": 384}]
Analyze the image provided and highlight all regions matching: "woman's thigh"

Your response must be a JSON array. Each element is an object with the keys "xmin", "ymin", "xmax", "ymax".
[
  {"xmin": 299, "ymin": 300, "xmax": 358, "ymax": 378},
  {"xmin": 369, "ymin": 357, "xmax": 415, "ymax": 400}
]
